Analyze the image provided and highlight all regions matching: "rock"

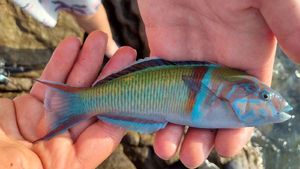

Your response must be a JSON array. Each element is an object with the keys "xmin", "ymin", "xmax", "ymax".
[
  {"xmin": 97, "ymin": 145, "xmax": 136, "ymax": 169},
  {"xmin": 221, "ymin": 143, "xmax": 264, "ymax": 169},
  {"xmin": 122, "ymin": 132, "xmax": 157, "ymax": 148},
  {"xmin": 13, "ymin": 70, "xmax": 42, "ymax": 78},
  {"xmin": 123, "ymin": 146, "xmax": 167, "ymax": 169},
  {"xmin": 0, "ymin": 92, "xmax": 23, "ymax": 99},
  {"xmin": 198, "ymin": 160, "xmax": 220, "ymax": 169},
  {"xmin": 123, "ymin": 131, "xmax": 140, "ymax": 146},
  {"xmin": 0, "ymin": 77, "xmax": 32, "ymax": 91},
  {"xmin": 0, "ymin": 0, "xmax": 83, "ymax": 68},
  {"xmin": 139, "ymin": 133, "xmax": 154, "ymax": 146}
]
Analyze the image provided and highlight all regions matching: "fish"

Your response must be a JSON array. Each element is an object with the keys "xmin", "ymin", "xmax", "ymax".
[{"xmin": 35, "ymin": 58, "xmax": 293, "ymax": 141}]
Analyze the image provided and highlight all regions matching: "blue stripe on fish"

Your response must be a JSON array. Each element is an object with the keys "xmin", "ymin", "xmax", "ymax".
[
  {"xmin": 216, "ymin": 83, "xmax": 224, "ymax": 97},
  {"xmin": 98, "ymin": 116, "xmax": 167, "ymax": 133},
  {"xmin": 191, "ymin": 67, "xmax": 214, "ymax": 122},
  {"xmin": 232, "ymin": 98, "xmax": 268, "ymax": 125},
  {"xmin": 226, "ymin": 84, "xmax": 238, "ymax": 99}
]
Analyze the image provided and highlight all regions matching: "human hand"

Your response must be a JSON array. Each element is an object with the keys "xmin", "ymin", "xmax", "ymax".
[
  {"xmin": 0, "ymin": 31, "xmax": 136, "ymax": 169},
  {"xmin": 137, "ymin": 0, "xmax": 300, "ymax": 168}
]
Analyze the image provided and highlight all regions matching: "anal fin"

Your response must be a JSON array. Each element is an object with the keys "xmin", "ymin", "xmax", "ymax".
[{"xmin": 97, "ymin": 115, "xmax": 167, "ymax": 133}]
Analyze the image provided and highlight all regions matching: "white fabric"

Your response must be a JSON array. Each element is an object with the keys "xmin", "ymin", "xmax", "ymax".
[{"xmin": 10, "ymin": 0, "xmax": 102, "ymax": 27}]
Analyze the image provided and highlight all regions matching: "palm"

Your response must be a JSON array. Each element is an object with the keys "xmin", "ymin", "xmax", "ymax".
[
  {"xmin": 138, "ymin": 0, "xmax": 300, "ymax": 167},
  {"xmin": 0, "ymin": 32, "xmax": 137, "ymax": 169},
  {"xmin": 139, "ymin": 0, "xmax": 276, "ymax": 82}
]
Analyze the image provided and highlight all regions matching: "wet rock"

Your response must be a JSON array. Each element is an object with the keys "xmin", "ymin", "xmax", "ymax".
[
  {"xmin": 97, "ymin": 145, "xmax": 136, "ymax": 169},
  {"xmin": 199, "ymin": 160, "xmax": 220, "ymax": 169},
  {"xmin": 124, "ymin": 146, "xmax": 167, "ymax": 169},
  {"xmin": 221, "ymin": 143, "xmax": 264, "ymax": 169}
]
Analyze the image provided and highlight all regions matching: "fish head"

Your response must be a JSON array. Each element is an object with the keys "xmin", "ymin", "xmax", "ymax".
[{"xmin": 229, "ymin": 77, "xmax": 292, "ymax": 126}]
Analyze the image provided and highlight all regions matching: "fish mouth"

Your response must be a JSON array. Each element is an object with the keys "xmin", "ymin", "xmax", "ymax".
[
  {"xmin": 277, "ymin": 104, "xmax": 293, "ymax": 122},
  {"xmin": 282, "ymin": 104, "xmax": 293, "ymax": 113},
  {"xmin": 278, "ymin": 112, "xmax": 292, "ymax": 122}
]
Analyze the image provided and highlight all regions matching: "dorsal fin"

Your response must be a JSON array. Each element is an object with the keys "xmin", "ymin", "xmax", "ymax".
[{"xmin": 94, "ymin": 57, "xmax": 214, "ymax": 86}]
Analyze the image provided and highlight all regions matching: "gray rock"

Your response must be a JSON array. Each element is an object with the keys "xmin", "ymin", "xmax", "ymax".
[
  {"xmin": 97, "ymin": 145, "xmax": 136, "ymax": 169},
  {"xmin": 221, "ymin": 143, "xmax": 264, "ymax": 169},
  {"xmin": 198, "ymin": 160, "xmax": 220, "ymax": 169},
  {"xmin": 123, "ymin": 146, "xmax": 167, "ymax": 169}
]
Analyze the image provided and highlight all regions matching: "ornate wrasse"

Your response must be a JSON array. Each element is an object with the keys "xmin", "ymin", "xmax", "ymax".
[{"xmin": 35, "ymin": 58, "xmax": 292, "ymax": 141}]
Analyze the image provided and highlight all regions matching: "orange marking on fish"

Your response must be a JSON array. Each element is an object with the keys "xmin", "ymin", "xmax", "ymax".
[{"xmin": 185, "ymin": 67, "xmax": 208, "ymax": 113}]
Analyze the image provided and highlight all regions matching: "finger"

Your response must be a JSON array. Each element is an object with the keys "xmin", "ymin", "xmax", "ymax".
[
  {"xmin": 179, "ymin": 128, "xmax": 215, "ymax": 168},
  {"xmin": 259, "ymin": 0, "xmax": 300, "ymax": 63},
  {"xmin": 0, "ymin": 99, "xmax": 23, "ymax": 139},
  {"xmin": 153, "ymin": 123, "xmax": 184, "ymax": 160},
  {"xmin": 97, "ymin": 46, "xmax": 137, "ymax": 80},
  {"xmin": 214, "ymin": 127, "xmax": 253, "ymax": 157},
  {"xmin": 15, "ymin": 37, "xmax": 81, "ymax": 142},
  {"xmin": 14, "ymin": 95, "xmax": 45, "ymax": 141},
  {"xmin": 73, "ymin": 46, "xmax": 137, "ymax": 169},
  {"xmin": 75, "ymin": 121, "xmax": 125, "ymax": 169},
  {"xmin": 30, "ymin": 37, "xmax": 82, "ymax": 101},
  {"xmin": 65, "ymin": 31, "xmax": 107, "ymax": 140},
  {"xmin": 66, "ymin": 31, "xmax": 107, "ymax": 87}
]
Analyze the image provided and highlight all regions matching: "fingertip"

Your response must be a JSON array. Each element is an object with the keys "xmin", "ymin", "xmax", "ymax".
[
  {"xmin": 179, "ymin": 128, "xmax": 215, "ymax": 168},
  {"xmin": 215, "ymin": 127, "xmax": 253, "ymax": 157},
  {"xmin": 85, "ymin": 31, "xmax": 108, "ymax": 46},
  {"xmin": 89, "ymin": 30, "xmax": 108, "ymax": 41},
  {"xmin": 58, "ymin": 36, "xmax": 82, "ymax": 51},
  {"xmin": 74, "ymin": 120, "xmax": 126, "ymax": 169},
  {"xmin": 118, "ymin": 46, "xmax": 137, "ymax": 59},
  {"xmin": 31, "ymin": 36, "xmax": 82, "ymax": 99},
  {"xmin": 153, "ymin": 124, "xmax": 184, "ymax": 160},
  {"xmin": 97, "ymin": 46, "xmax": 137, "ymax": 80}
]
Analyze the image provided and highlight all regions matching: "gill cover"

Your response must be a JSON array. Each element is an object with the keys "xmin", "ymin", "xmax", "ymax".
[{"xmin": 228, "ymin": 82, "xmax": 264, "ymax": 125}]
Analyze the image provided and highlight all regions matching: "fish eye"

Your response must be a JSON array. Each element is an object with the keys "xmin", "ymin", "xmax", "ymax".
[{"xmin": 260, "ymin": 90, "xmax": 271, "ymax": 101}]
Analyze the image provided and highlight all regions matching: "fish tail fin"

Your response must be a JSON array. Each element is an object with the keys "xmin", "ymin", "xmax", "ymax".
[
  {"xmin": 34, "ymin": 80, "xmax": 91, "ymax": 142},
  {"xmin": 44, "ymin": 87, "xmax": 81, "ymax": 127}
]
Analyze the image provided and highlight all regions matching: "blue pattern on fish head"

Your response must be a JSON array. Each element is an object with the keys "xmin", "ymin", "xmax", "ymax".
[{"xmin": 227, "ymin": 79, "xmax": 292, "ymax": 126}]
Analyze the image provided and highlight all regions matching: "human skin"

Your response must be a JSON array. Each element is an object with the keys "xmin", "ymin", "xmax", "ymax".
[
  {"xmin": 136, "ymin": 0, "xmax": 300, "ymax": 168},
  {"xmin": 0, "ymin": 31, "xmax": 136, "ymax": 169},
  {"xmin": 75, "ymin": 4, "xmax": 119, "ymax": 57}
]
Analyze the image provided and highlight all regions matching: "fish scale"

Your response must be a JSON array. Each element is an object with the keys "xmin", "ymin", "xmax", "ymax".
[{"xmin": 87, "ymin": 66, "xmax": 194, "ymax": 120}]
